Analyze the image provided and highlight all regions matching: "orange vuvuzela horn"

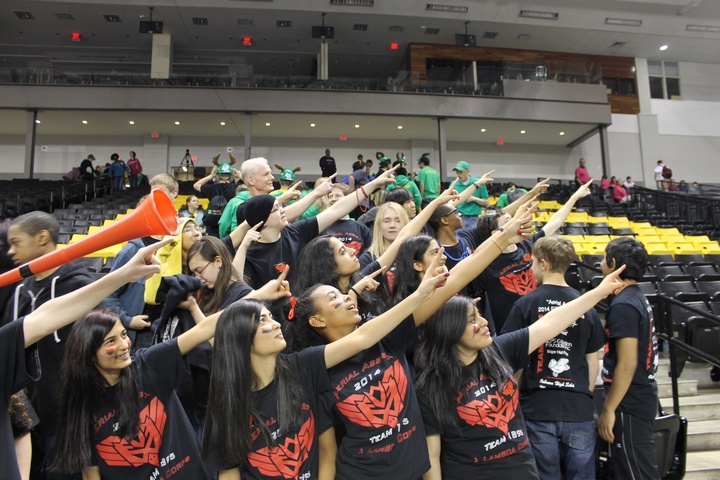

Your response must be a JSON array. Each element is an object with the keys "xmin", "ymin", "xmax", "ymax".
[{"xmin": 0, "ymin": 189, "xmax": 180, "ymax": 288}]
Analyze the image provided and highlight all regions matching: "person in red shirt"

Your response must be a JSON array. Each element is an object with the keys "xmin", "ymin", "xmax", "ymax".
[{"xmin": 574, "ymin": 158, "xmax": 591, "ymax": 187}]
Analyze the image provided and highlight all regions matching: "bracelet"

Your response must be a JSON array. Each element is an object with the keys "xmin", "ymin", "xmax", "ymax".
[
  {"xmin": 349, "ymin": 286, "xmax": 360, "ymax": 297},
  {"xmin": 497, "ymin": 226, "xmax": 505, "ymax": 233},
  {"xmin": 360, "ymin": 185, "xmax": 369, "ymax": 199},
  {"xmin": 492, "ymin": 237, "xmax": 505, "ymax": 253},
  {"xmin": 474, "ymin": 182, "xmax": 482, "ymax": 189}
]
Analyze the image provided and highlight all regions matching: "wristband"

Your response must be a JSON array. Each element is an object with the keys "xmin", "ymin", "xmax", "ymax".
[
  {"xmin": 492, "ymin": 238, "xmax": 505, "ymax": 253},
  {"xmin": 497, "ymin": 225, "xmax": 505, "ymax": 233},
  {"xmin": 349, "ymin": 286, "xmax": 360, "ymax": 297}
]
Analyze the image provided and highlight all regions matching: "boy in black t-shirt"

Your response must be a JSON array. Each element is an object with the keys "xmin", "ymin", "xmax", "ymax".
[
  {"xmin": 503, "ymin": 236, "xmax": 605, "ymax": 480},
  {"xmin": 598, "ymin": 238, "xmax": 660, "ymax": 480}
]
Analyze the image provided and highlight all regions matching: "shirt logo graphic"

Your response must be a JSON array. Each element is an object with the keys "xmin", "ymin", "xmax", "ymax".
[
  {"xmin": 248, "ymin": 410, "xmax": 315, "ymax": 479},
  {"xmin": 548, "ymin": 358, "xmax": 571, "ymax": 377},
  {"xmin": 337, "ymin": 359, "xmax": 407, "ymax": 428},
  {"xmin": 96, "ymin": 397, "xmax": 167, "ymax": 467},
  {"xmin": 499, "ymin": 268, "xmax": 536, "ymax": 296},
  {"xmin": 456, "ymin": 379, "xmax": 519, "ymax": 435}
]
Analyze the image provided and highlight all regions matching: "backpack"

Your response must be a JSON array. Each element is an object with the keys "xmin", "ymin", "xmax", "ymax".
[
  {"xmin": 662, "ymin": 166, "xmax": 673, "ymax": 179},
  {"xmin": 506, "ymin": 188, "xmax": 527, "ymax": 204},
  {"xmin": 204, "ymin": 194, "xmax": 228, "ymax": 228}
]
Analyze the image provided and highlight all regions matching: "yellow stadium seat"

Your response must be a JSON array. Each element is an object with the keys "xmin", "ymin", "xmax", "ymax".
[
  {"xmin": 635, "ymin": 228, "xmax": 658, "ymax": 236},
  {"xmin": 103, "ymin": 219, "xmax": 115, "ymax": 227},
  {"xmin": 630, "ymin": 222, "xmax": 652, "ymax": 229},
  {"xmin": 573, "ymin": 243, "xmax": 591, "ymax": 256},
  {"xmin": 56, "ymin": 244, "xmax": 67, "ymax": 250},
  {"xmin": 86, "ymin": 244, "xmax": 123, "ymax": 259},
  {"xmin": 586, "ymin": 243, "xmax": 607, "ymax": 254},
  {"xmin": 175, "ymin": 195, "xmax": 189, "ymax": 210},
  {"xmin": 587, "ymin": 216, "xmax": 610, "ymax": 224},
  {"xmin": 672, "ymin": 243, "xmax": 704, "ymax": 255},
  {"xmin": 656, "ymin": 227, "xmax": 681, "ymax": 236},
  {"xmin": 637, "ymin": 235, "xmax": 663, "ymax": 244},
  {"xmin": 69, "ymin": 234, "xmax": 87, "ymax": 244},
  {"xmin": 198, "ymin": 198, "xmax": 209, "ymax": 209},
  {"xmin": 87, "ymin": 225, "xmax": 103, "ymax": 235},
  {"xmin": 687, "ymin": 235, "xmax": 712, "ymax": 245},
  {"xmin": 662, "ymin": 235, "xmax": 686, "ymax": 244},
  {"xmin": 645, "ymin": 243, "xmax": 674, "ymax": 256},
  {"xmin": 585, "ymin": 234, "xmax": 611, "ymax": 243},
  {"xmin": 487, "ymin": 197, "xmax": 498, "ymax": 206},
  {"xmin": 701, "ymin": 243, "xmax": 720, "ymax": 254},
  {"xmin": 562, "ymin": 235, "xmax": 586, "ymax": 244}
]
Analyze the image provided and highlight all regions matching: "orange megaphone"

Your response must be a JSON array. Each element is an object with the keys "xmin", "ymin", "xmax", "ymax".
[{"xmin": 0, "ymin": 188, "xmax": 180, "ymax": 288}]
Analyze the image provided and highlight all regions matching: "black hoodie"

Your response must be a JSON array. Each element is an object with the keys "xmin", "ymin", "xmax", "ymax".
[{"xmin": 4, "ymin": 260, "xmax": 99, "ymax": 434}]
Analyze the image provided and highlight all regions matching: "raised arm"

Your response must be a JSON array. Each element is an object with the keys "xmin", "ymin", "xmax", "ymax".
[
  {"xmin": 284, "ymin": 176, "xmax": 335, "ymax": 222},
  {"xmin": 413, "ymin": 200, "xmax": 537, "ymax": 324},
  {"xmin": 324, "ymin": 252, "xmax": 448, "ymax": 368},
  {"xmin": 23, "ymin": 238, "xmax": 171, "ymax": 347},
  {"xmin": 373, "ymin": 181, "xmax": 459, "ymax": 269},
  {"xmin": 176, "ymin": 267, "xmax": 291, "ymax": 355},
  {"xmin": 449, "ymin": 170, "xmax": 494, "ymax": 207},
  {"xmin": 504, "ymin": 178, "xmax": 549, "ymax": 216},
  {"xmin": 232, "ymin": 222, "xmax": 261, "ymax": 274},
  {"xmin": 315, "ymin": 166, "xmax": 399, "ymax": 233},
  {"xmin": 527, "ymin": 266, "xmax": 624, "ymax": 354},
  {"xmin": 542, "ymin": 179, "xmax": 592, "ymax": 235},
  {"xmin": 193, "ymin": 170, "xmax": 216, "ymax": 193}
]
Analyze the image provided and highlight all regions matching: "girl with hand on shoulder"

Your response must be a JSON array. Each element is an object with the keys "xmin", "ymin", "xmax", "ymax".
[
  {"xmin": 201, "ymin": 260, "xmax": 449, "ymax": 480},
  {"xmin": 414, "ymin": 268, "xmax": 625, "ymax": 480}
]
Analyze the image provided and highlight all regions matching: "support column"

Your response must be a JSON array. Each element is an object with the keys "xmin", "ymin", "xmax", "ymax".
[
  {"xmin": 25, "ymin": 110, "xmax": 37, "ymax": 179},
  {"xmin": 599, "ymin": 126, "xmax": 610, "ymax": 178},
  {"xmin": 471, "ymin": 61, "xmax": 478, "ymax": 92},
  {"xmin": 317, "ymin": 41, "xmax": 329, "ymax": 81},
  {"xmin": 437, "ymin": 117, "xmax": 448, "ymax": 182},
  {"xmin": 244, "ymin": 113, "xmax": 252, "ymax": 160}
]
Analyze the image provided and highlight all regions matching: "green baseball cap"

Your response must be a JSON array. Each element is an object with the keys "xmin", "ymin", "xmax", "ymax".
[
  {"xmin": 216, "ymin": 162, "xmax": 232, "ymax": 175},
  {"xmin": 453, "ymin": 161, "xmax": 470, "ymax": 172},
  {"xmin": 280, "ymin": 168, "xmax": 295, "ymax": 181}
]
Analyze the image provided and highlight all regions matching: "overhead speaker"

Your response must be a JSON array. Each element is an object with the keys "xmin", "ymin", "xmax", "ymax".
[
  {"xmin": 455, "ymin": 34, "xmax": 477, "ymax": 46},
  {"xmin": 312, "ymin": 26, "xmax": 335, "ymax": 39},
  {"xmin": 139, "ymin": 21, "xmax": 164, "ymax": 34},
  {"xmin": 0, "ymin": 189, "xmax": 179, "ymax": 288}
]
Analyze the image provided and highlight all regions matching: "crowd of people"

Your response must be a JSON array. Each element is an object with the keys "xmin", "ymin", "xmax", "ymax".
[{"xmin": 0, "ymin": 152, "xmax": 662, "ymax": 480}]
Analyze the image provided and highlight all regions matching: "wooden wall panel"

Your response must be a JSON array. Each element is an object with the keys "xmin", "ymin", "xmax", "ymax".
[{"xmin": 408, "ymin": 43, "xmax": 639, "ymax": 114}]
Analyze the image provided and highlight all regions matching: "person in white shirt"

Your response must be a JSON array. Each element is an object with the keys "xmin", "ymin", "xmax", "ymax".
[
  {"xmin": 623, "ymin": 176, "xmax": 635, "ymax": 190},
  {"xmin": 654, "ymin": 160, "xmax": 665, "ymax": 190}
]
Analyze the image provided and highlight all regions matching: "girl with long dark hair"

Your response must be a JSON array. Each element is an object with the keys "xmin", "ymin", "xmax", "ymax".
[
  {"xmin": 387, "ymin": 235, "xmax": 446, "ymax": 307},
  {"xmin": 285, "ymin": 201, "xmax": 538, "ymax": 480},
  {"xmin": 187, "ymin": 235, "xmax": 253, "ymax": 314},
  {"xmin": 52, "ymin": 256, "xmax": 291, "ymax": 480},
  {"xmin": 414, "ymin": 269, "xmax": 626, "ymax": 480},
  {"xmin": 201, "ymin": 259, "xmax": 450, "ymax": 480},
  {"xmin": 292, "ymin": 186, "xmax": 458, "ymax": 303}
]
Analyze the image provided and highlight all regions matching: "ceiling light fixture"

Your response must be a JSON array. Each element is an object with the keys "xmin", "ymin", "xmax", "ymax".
[
  {"xmin": 397, "ymin": 125, "xmax": 403, "ymax": 129},
  {"xmin": 519, "ymin": 10, "xmax": 559, "ymax": 20},
  {"xmin": 174, "ymin": 121, "xmax": 180, "ymax": 125},
  {"xmin": 220, "ymin": 121, "xmax": 226, "ymax": 126},
  {"xmin": 520, "ymin": 130, "xmax": 526, "ymax": 134},
  {"xmin": 128, "ymin": 120, "xmax": 135, "ymax": 125},
  {"xmin": 310, "ymin": 123, "xmax": 316, "ymax": 127},
  {"xmin": 559, "ymin": 131, "xmax": 565, "ymax": 136},
  {"xmin": 480, "ymin": 128, "xmax": 486, "ymax": 132},
  {"xmin": 426, "ymin": 4, "xmax": 469, "ymax": 13},
  {"xmin": 82, "ymin": 120, "xmax": 88, "ymax": 124},
  {"xmin": 35, "ymin": 120, "xmax": 41, "ymax": 124},
  {"xmin": 265, "ymin": 122, "xmax": 271, "ymax": 126},
  {"xmin": 605, "ymin": 18, "xmax": 642, "ymax": 27},
  {"xmin": 686, "ymin": 24, "xmax": 720, "ymax": 32},
  {"xmin": 659, "ymin": 44, "xmax": 669, "ymax": 50},
  {"xmin": 355, "ymin": 124, "xmax": 360, "ymax": 128}
]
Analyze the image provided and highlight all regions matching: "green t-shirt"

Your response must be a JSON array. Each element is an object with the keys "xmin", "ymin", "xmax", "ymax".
[
  {"xmin": 455, "ymin": 176, "xmax": 488, "ymax": 218},
  {"xmin": 417, "ymin": 166, "xmax": 440, "ymax": 200}
]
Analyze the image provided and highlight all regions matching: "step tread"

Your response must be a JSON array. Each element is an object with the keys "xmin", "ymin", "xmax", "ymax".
[
  {"xmin": 687, "ymin": 450, "xmax": 720, "ymax": 471},
  {"xmin": 660, "ymin": 391, "xmax": 720, "ymax": 406},
  {"xmin": 687, "ymin": 419, "xmax": 720, "ymax": 434}
]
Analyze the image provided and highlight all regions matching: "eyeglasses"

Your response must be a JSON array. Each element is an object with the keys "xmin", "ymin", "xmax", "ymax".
[
  {"xmin": 192, "ymin": 261, "xmax": 212, "ymax": 278},
  {"xmin": 442, "ymin": 209, "xmax": 458, "ymax": 217}
]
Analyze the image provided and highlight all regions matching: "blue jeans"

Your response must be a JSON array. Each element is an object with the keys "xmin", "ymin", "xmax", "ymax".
[{"xmin": 525, "ymin": 419, "xmax": 596, "ymax": 480}]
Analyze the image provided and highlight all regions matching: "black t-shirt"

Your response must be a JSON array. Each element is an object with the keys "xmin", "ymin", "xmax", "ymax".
[
  {"xmin": 419, "ymin": 329, "xmax": 538, "ymax": 480},
  {"xmin": 502, "ymin": 284, "xmax": 606, "ymax": 422},
  {"xmin": 91, "ymin": 340, "xmax": 210, "ymax": 480},
  {"xmin": 473, "ymin": 230, "xmax": 545, "ymax": 333},
  {"xmin": 0, "ymin": 319, "xmax": 40, "ymax": 480},
  {"xmin": 199, "ymin": 182, "xmax": 237, "ymax": 202},
  {"xmin": 319, "ymin": 155, "xmax": 337, "ymax": 177},
  {"xmin": 602, "ymin": 285, "xmax": 659, "ymax": 420},
  {"xmin": 324, "ymin": 219, "xmax": 373, "ymax": 255},
  {"xmin": 244, "ymin": 218, "xmax": 319, "ymax": 289},
  {"xmin": 327, "ymin": 316, "xmax": 429, "ymax": 480},
  {"xmin": 206, "ymin": 346, "xmax": 330, "ymax": 479}
]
